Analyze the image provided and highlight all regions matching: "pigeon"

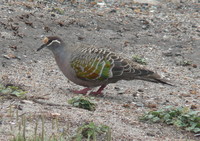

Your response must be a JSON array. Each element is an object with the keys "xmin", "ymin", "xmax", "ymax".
[{"xmin": 37, "ymin": 36, "xmax": 172, "ymax": 95}]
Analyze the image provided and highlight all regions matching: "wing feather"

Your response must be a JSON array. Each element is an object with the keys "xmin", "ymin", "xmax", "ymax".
[{"xmin": 71, "ymin": 47, "xmax": 113, "ymax": 81}]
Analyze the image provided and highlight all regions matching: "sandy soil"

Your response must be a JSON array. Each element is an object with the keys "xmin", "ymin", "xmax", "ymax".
[{"xmin": 0, "ymin": 0, "xmax": 200, "ymax": 140}]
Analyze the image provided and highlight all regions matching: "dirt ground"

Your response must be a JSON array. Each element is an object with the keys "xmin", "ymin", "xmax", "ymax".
[{"xmin": 0, "ymin": 0, "xmax": 200, "ymax": 140}]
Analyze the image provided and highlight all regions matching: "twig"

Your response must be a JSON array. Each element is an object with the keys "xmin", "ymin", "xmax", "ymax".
[{"xmin": 31, "ymin": 99, "xmax": 69, "ymax": 107}]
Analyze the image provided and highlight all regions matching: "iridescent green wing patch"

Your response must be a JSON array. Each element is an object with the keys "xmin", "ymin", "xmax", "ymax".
[
  {"xmin": 99, "ymin": 60, "xmax": 112, "ymax": 80},
  {"xmin": 71, "ymin": 56, "xmax": 112, "ymax": 81}
]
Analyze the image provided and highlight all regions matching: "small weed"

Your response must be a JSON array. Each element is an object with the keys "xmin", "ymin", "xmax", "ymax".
[
  {"xmin": 73, "ymin": 122, "xmax": 111, "ymax": 141},
  {"xmin": 132, "ymin": 55, "xmax": 148, "ymax": 65},
  {"xmin": 11, "ymin": 134, "xmax": 66, "ymax": 141},
  {"xmin": 0, "ymin": 84, "xmax": 27, "ymax": 98},
  {"xmin": 68, "ymin": 96, "xmax": 96, "ymax": 111},
  {"xmin": 177, "ymin": 60, "xmax": 192, "ymax": 66},
  {"xmin": 140, "ymin": 106, "xmax": 200, "ymax": 134},
  {"xmin": 50, "ymin": 7, "xmax": 64, "ymax": 15},
  {"xmin": 11, "ymin": 114, "xmax": 67, "ymax": 141},
  {"xmin": 11, "ymin": 133, "xmax": 25, "ymax": 141}
]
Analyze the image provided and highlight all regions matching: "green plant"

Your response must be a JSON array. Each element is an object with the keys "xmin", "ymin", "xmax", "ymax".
[
  {"xmin": 68, "ymin": 96, "xmax": 96, "ymax": 111},
  {"xmin": 73, "ymin": 122, "xmax": 111, "ymax": 141},
  {"xmin": 11, "ymin": 114, "xmax": 67, "ymax": 141},
  {"xmin": 0, "ymin": 84, "xmax": 27, "ymax": 98},
  {"xmin": 11, "ymin": 134, "xmax": 66, "ymax": 141},
  {"xmin": 140, "ymin": 106, "xmax": 200, "ymax": 134},
  {"xmin": 50, "ymin": 7, "xmax": 64, "ymax": 15},
  {"xmin": 132, "ymin": 55, "xmax": 147, "ymax": 65},
  {"xmin": 178, "ymin": 60, "xmax": 192, "ymax": 66},
  {"xmin": 12, "ymin": 133, "xmax": 25, "ymax": 141}
]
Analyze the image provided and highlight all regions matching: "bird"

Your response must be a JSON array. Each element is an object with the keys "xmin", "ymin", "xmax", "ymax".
[{"xmin": 37, "ymin": 36, "xmax": 173, "ymax": 95}]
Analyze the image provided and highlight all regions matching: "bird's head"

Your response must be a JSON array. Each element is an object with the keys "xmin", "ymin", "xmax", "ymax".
[{"xmin": 37, "ymin": 36, "xmax": 63, "ymax": 52}]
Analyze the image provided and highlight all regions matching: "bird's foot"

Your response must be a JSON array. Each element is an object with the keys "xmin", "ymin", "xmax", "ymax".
[
  {"xmin": 71, "ymin": 88, "xmax": 91, "ymax": 95},
  {"xmin": 89, "ymin": 85, "xmax": 107, "ymax": 96},
  {"xmin": 71, "ymin": 85, "xmax": 107, "ymax": 96}
]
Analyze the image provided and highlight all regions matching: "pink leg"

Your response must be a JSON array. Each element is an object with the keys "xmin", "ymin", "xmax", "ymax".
[
  {"xmin": 72, "ymin": 88, "xmax": 91, "ymax": 95},
  {"xmin": 90, "ymin": 85, "xmax": 107, "ymax": 95}
]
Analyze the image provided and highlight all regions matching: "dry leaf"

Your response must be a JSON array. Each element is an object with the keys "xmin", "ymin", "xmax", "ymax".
[
  {"xmin": 189, "ymin": 90, "xmax": 197, "ymax": 95},
  {"xmin": 3, "ymin": 54, "xmax": 17, "ymax": 59},
  {"xmin": 134, "ymin": 8, "xmax": 141, "ymax": 13}
]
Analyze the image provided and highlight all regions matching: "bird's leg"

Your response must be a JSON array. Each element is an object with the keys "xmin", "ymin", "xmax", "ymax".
[
  {"xmin": 90, "ymin": 85, "xmax": 107, "ymax": 95},
  {"xmin": 72, "ymin": 88, "xmax": 91, "ymax": 95}
]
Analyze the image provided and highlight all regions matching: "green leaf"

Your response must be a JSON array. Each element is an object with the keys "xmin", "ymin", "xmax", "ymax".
[
  {"xmin": 11, "ymin": 90, "xmax": 26, "ymax": 97},
  {"xmin": 0, "ymin": 84, "xmax": 5, "ymax": 90},
  {"xmin": 132, "ymin": 55, "xmax": 148, "ymax": 65},
  {"xmin": 152, "ymin": 117, "xmax": 160, "ymax": 123},
  {"xmin": 140, "ymin": 106, "xmax": 200, "ymax": 134},
  {"xmin": 188, "ymin": 111, "xmax": 200, "ymax": 115},
  {"xmin": 193, "ymin": 128, "xmax": 200, "ymax": 133},
  {"xmin": 74, "ymin": 122, "xmax": 110, "ymax": 140},
  {"xmin": 68, "ymin": 96, "xmax": 96, "ymax": 111},
  {"xmin": 1, "ymin": 87, "xmax": 13, "ymax": 94},
  {"xmin": 0, "ymin": 84, "xmax": 27, "ymax": 97}
]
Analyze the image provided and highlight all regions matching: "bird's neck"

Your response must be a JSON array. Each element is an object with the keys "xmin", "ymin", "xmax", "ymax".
[{"xmin": 53, "ymin": 45, "xmax": 71, "ymax": 62}]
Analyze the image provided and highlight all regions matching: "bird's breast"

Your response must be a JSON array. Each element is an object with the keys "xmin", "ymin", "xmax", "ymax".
[{"xmin": 54, "ymin": 54, "xmax": 97, "ymax": 87}]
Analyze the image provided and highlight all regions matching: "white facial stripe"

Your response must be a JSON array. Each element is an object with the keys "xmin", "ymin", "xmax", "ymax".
[{"xmin": 47, "ymin": 40, "xmax": 61, "ymax": 46}]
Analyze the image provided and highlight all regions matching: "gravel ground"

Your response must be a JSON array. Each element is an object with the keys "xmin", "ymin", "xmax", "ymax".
[{"xmin": 0, "ymin": 0, "xmax": 200, "ymax": 140}]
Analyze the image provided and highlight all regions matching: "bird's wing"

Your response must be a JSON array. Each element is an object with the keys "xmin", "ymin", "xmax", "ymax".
[
  {"xmin": 70, "ymin": 47, "xmax": 154, "ymax": 82},
  {"xmin": 70, "ymin": 47, "xmax": 113, "ymax": 81}
]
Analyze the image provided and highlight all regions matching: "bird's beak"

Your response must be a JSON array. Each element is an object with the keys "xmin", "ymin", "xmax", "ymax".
[{"xmin": 37, "ymin": 44, "xmax": 47, "ymax": 51}]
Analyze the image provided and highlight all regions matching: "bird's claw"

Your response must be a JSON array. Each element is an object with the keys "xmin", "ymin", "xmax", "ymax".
[{"xmin": 89, "ymin": 91, "xmax": 104, "ymax": 96}]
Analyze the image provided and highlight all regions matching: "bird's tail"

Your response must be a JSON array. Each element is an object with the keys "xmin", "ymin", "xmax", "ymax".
[{"xmin": 138, "ymin": 73, "xmax": 174, "ymax": 86}]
